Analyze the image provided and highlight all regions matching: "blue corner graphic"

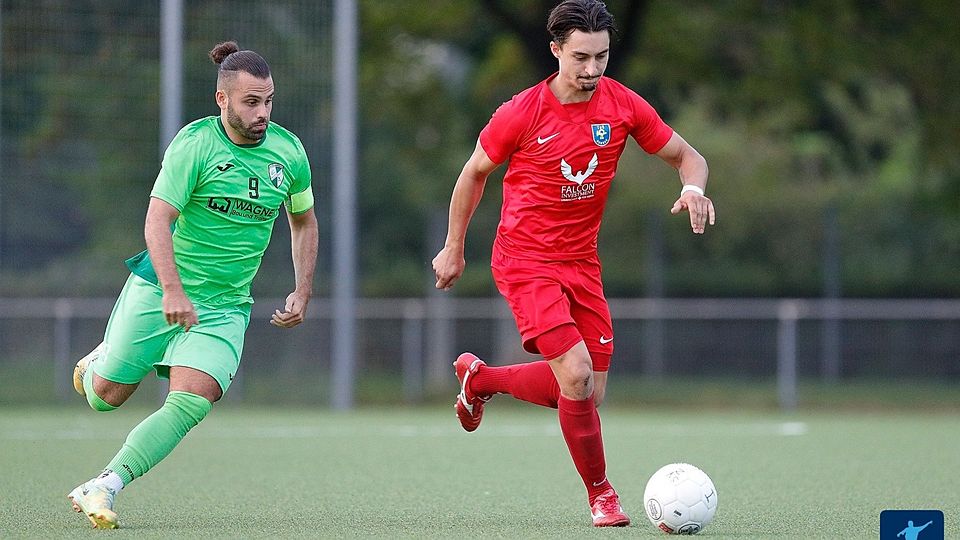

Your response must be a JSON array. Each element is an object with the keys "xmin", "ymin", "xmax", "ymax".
[{"xmin": 880, "ymin": 510, "xmax": 944, "ymax": 540}]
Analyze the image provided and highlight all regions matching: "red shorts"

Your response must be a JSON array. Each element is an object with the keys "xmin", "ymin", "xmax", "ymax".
[{"xmin": 491, "ymin": 250, "xmax": 614, "ymax": 371}]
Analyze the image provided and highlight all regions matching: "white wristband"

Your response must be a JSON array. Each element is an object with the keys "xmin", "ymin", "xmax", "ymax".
[{"xmin": 680, "ymin": 184, "xmax": 704, "ymax": 197}]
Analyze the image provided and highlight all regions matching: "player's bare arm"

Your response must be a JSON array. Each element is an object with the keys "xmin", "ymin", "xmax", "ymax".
[
  {"xmin": 144, "ymin": 196, "xmax": 198, "ymax": 330},
  {"xmin": 657, "ymin": 131, "xmax": 715, "ymax": 234},
  {"xmin": 432, "ymin": 139, "xmax": 499, "ymax": 290},
  {"xmin": 272, "ymin": 208, "xmax": 318, "ymax": 328}
]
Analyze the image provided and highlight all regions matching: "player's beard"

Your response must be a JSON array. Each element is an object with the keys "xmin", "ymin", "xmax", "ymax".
[
  {"xmin": 226, "ymin": 104, "xmax": 268, "ymax": 142},
  {"xmin": 577, "ymin": 76, "xmax": 599, "ymax": 92}
]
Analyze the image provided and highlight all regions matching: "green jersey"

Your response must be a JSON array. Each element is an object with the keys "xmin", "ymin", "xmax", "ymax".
[{"xmin": 126, "ymin": 116, "xmax": 314, "ymax": 306}]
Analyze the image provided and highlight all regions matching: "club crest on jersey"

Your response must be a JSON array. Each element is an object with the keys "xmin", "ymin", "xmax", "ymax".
[
  {"xmin": 268, "ymin": 163, "xmax": 284, "ymax": 188},
  {"xmin": 591, "ymin": 123, "xmax": 611, "ymax": 147}
]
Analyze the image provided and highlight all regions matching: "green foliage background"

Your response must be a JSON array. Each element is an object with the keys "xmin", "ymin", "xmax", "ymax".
[{"xmin": 1, "ymin": 0, "xmax": 957, "ymax": 298}]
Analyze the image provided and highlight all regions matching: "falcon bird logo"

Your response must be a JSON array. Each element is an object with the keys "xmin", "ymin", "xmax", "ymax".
[{"xmin": 560, "ymin": 154, "xmax": 599, "ymax": 185}]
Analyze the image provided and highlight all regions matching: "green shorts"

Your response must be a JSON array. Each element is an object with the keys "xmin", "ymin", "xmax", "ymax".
[{"xmin": 94, "ymin": 274, "xmax": 251, "ymax": 393}]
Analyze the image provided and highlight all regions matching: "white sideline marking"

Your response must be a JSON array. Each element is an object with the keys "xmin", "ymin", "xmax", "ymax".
[
  {"xmin": 778, "ymin": 421, "xmax": 808, "ymax": 436},
  {"xmin": 1, "ymin": 422, "xmax": 807, "ymax": 440},
  {"xmin": 615, "ymin": 421, "xmax": 808, "ymax": 437}
]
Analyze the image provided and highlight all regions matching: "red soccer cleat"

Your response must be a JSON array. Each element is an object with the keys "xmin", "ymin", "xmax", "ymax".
[
  {"xmin": 590, "ymin": 488, "xmax": 631, "ymax": 527},
  {"xmin": 453, "ymin": 352, "xmax": 491, "ymax": 432}
]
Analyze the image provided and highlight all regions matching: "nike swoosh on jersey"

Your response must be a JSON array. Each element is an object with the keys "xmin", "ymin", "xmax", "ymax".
[
  {"xmin": 537, "ymin": 132, "xmax": 560, "ymax": 144},
  {"xmin": 599, "ymin": 336, "xmax": 613, "ymax": 344}
]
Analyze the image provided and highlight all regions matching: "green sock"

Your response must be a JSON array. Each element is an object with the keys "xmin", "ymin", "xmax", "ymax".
[
  {"xmin": 105, "ymin": 391, "xmax": 212, "ymax": 485},
  {"xmin": 83, "ymin": 365, "xmax": 117, "ymax": 412}
]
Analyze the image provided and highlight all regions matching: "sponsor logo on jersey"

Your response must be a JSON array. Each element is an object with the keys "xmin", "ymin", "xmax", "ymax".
[
  {"xmin": 591, "ymin": 123, "xmax": 610, "ymax": 146},
  {"xmin": 268, "ymin": 163, "xmax": 284, "ymax": 188},
  {"xmin": 560, "ymin": 153, "xmax": 599, "ymax": 201},
  {"xmin": 207, "ymin": 197, "xmax": 279, "ymax": 222},
  {"xmin": 216, "ymin": 163, "xmax": 234, "ymax": 172},
  {"xmin": 560, "ymin": 154, "xmax": 598, "ymax": 185}
]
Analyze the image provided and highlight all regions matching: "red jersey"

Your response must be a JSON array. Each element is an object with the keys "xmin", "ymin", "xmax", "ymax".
[{"xmin": 480, "ymin": 73, "xmax": 673, "ymax": 260}]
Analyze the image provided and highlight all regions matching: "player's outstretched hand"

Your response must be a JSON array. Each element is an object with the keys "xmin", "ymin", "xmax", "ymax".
[
  {"xmin": 432, "ymin": 246, "xmax": 465, "ymax": 291},
  {"xmin": 271, "ymin": 290, "xmax": 310, "ymax": 328},
  {"xmin": 670, "ymin": 191, "xmax": 716, "ymax": 234}
]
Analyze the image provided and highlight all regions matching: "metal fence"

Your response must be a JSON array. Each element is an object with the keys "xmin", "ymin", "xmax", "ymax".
[
  {"xmin": 1, "ymin": 297, "xmax": 958, "ymax": 409},
  {"xmin": 0, "ymin": 0, "xmax": 332, "ymax": 286},
  {"xmin": 2, "ymin": 2, "xmax": 958, "ymax": 411}
]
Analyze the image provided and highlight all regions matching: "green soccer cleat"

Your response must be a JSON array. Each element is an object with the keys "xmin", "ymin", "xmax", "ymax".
[
  {"xmin": 73, "ymin": 343, "xmax": 103, "ymax": 397},
  {"xmin": 68, "ymin": 481, "xmax": 118, "ymax": 529}
]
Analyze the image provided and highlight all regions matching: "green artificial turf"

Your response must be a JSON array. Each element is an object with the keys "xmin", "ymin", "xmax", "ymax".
[{"xmin": 1, "ymin": 404, "xmax": 956, "ymax": 538}]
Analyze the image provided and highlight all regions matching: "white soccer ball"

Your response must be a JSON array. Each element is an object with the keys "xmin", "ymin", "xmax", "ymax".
[{"xmin": 643, "ymin": 463, "xmax": 718, "ymax": 535}]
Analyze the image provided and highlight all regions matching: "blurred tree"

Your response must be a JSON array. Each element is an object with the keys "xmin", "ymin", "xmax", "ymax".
[
  {"xmin": 477, "ymin": 0, "xmax": 650, "ymax": 78},
  {"xmin": 1, "ymin": 0, "xmax": 957, "ymax": 298},
  {"xmin": 1, "ymin": 1, "xmax": 160, "ymax": 294}
]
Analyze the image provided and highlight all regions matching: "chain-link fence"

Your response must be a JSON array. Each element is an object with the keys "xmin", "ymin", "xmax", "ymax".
[{"xmin": 0, "ymin": 0, "xmax": 332, "ymax": 295}]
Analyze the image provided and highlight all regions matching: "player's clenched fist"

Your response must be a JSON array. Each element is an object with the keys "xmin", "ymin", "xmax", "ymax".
[{"xmin": 432, "ymin": 246, "xmax": 465, "ymax": 290}]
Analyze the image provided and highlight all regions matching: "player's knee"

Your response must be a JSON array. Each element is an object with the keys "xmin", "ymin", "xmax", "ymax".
[
  {"xmin": 90, "ymin": 376, "xmax": 135, "ymax": 409},
  {"xmin": 86, "ymin": 388, "xmax": 119, "ymax": 412},
  {"xmin": 168, "ymin": 366, "xmax": 223, "ymax": 403},
  {"xmin": 569, "ymin": 361, "xmax": 594, "ymax": 388},
  {"xmin": 561, "ymin": 349, "xmax": 594, "ymax": 382},
  {"xmin": 550, "ymin": 357, "xmax": 594, "ymax": 400}
]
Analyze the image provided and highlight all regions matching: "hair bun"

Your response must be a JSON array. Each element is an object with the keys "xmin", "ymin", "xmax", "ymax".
[{"xmin": 209, "ymin": 41, "xmax": 240, "ymax": 65}]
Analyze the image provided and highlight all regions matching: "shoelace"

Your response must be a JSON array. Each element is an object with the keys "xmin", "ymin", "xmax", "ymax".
[{"xmin": 594, "ymin": 493, "xmax": 621, "ymax": 516}]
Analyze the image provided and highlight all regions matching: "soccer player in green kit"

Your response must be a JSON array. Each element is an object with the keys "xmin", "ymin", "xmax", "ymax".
[{"xmin": 66, "ymin": 41, "xmax": 318, "ymax": 529}]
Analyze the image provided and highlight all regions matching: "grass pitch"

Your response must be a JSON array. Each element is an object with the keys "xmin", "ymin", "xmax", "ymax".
[{"xmin": 1, "ymin": 403, "xmax": 957, "ymax": 538}]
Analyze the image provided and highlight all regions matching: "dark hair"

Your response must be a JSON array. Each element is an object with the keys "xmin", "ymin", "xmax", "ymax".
[
  {"xmin": 547, "ymin": 0, "xmax": 617, "ymax": 46},
  {"xmin": 209, "ymin": 41, "xmax": 271, "ymax": 79}
]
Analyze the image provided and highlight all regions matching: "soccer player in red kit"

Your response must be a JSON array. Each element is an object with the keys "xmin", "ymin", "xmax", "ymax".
[{"xmin": 432, "ymin": 0, "xmax": 715, "ymax": 528}]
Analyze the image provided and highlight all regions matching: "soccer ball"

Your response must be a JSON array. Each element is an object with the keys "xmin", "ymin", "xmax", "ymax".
[{"xmin": 643, "ymin": 463, "xmax": 718, "ymax": 535}]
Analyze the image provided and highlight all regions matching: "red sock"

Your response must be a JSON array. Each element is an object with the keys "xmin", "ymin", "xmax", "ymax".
[
  {"xmin": 470, "ymin": 361, "xmax": 560, "ymax": 408},
  {"xmin": 558, "ymin": 394, "xmax": 611, "ymax": 504}
]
